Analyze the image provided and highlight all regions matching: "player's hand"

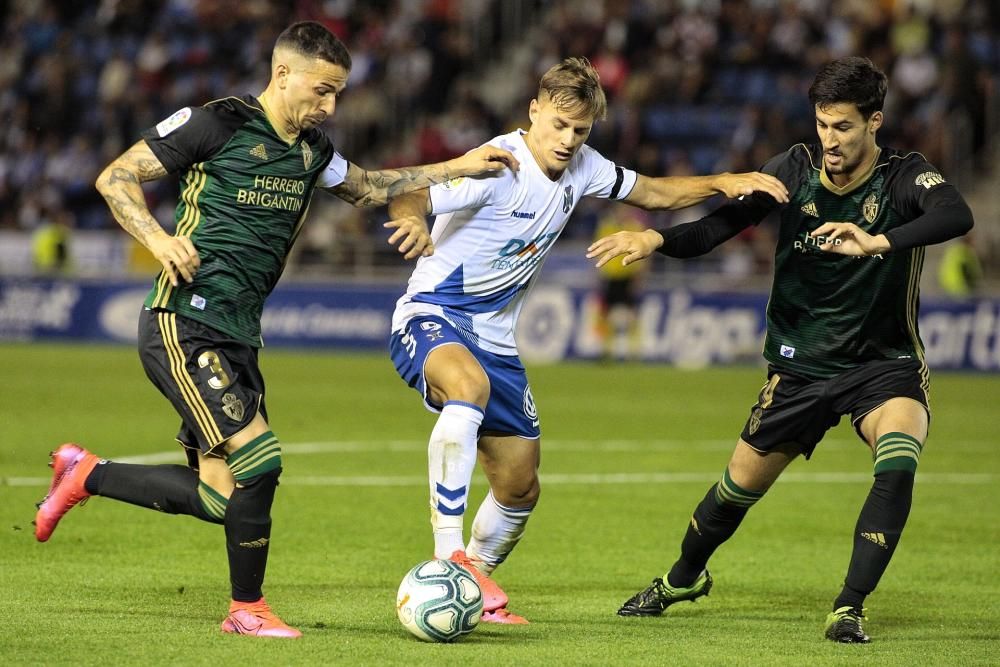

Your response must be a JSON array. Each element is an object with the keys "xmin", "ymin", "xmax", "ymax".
[
  {"xmin": 586, "ymin": 229, "xmax": 663, "ymax": 268},
  {"xmin": 147, "ymin": 233, "xmax": 200, "ymax": 286},
  {"xmin": 715, "ymin": 172, "xmax": 789, "ymax": 203},
  {"xmin": 810, "ymin": 222, "xmax": 890, "ymax": 256},
  {"xmin": 385, "ymin": 215, "xmax": 434, "ymax": 260},
  {"xmin": 451, "ymin": 144, "xmax": 520, "ymax": 176}
]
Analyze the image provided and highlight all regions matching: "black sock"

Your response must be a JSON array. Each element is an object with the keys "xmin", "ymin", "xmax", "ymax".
[
  {"xmin": 667, "ymin": 483, "xmax": 753, "ymax": 588},
  {"xmin": 85, "ymin": 461, "xmax": 225, "ymax": 524},
  {"xmin": 225, "ymin": 468, "xmax": 280, "ymax": 602},
  {"xmin": 834, "ymin": 469, "xmax": 914, "ymax": 610}
]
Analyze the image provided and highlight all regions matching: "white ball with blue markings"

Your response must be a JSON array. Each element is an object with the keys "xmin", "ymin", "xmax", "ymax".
[{"xmin": 396, "ymin": 559, "xmax": 483, "ymax": 642}]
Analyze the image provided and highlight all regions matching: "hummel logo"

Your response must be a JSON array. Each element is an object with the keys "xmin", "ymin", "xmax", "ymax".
[
  {"xmin": 239, "ymin": 537, "xmax": 270, "ymax": 548},
  {"xmin": 250, "ymin": 144, "xmax": 269, "ymax": 160},
  {"xmin": 861, "ymin": 532, "xmax": 887, "ymax": 549},
  {"xmin": 801, "ymin": 201, "xmax": 819, "ymax": 217}
]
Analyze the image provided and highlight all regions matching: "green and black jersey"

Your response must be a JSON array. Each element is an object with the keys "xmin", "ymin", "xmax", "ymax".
[
  {"xmin": 140, "ymin": 95, "xmax": 343, "ymax": 346},
  {"xmin": 657, "ymin": 143, "xmax": 972, "ymax": 379}
]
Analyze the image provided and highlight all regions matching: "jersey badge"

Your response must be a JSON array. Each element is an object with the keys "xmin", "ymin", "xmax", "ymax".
[
  {"xmin": 562, "ymin": 185, "xmax": 574, "ymax": 213},
  {"xmin": 302, "ymin": 141, "xmax": 313, "ymax": 170},
  {"xmin": 222, "ymin": 393, "xmax": 245, "ymax": 422},
  {"xmin": 800, "ymin": 201, "xmax": 818, "ymax": 218},
  {"xmin": 442, "ymin": 177, "xmax": 466, "ymax": 190},
  {"xmin": 779, "ymin": 344, "xmax": 795, "ymax": 359},
  {"xmin": 155, "ymin": 107, "xmax": 192, "ymax": 137},
  {"xmin": 250, "ymin": 143, "xmax": 269, "ymax": 160},
  {"xmin": 862, "ymin": 193, "xmax": 879, "ymax": 224},
  {"xmin": 915, "ymin": 171, "xmax": 945, "ymax": 189}
]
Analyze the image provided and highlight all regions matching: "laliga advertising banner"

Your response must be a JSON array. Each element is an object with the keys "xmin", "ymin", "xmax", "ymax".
[{"xmin": 1, "ymin": 277, "xmax": 999, "ymax": 371}]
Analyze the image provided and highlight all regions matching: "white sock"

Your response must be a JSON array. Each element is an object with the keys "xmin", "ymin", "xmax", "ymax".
[
  {"xmin": 428, "ymin": 401, "xmax": 483, "ymax": 559},
  {"xmin": 467, "ymin": 490, "xmax": 534, "ymax": 575}
]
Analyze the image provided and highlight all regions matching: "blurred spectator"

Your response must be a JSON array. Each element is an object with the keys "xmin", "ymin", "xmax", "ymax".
[{"xmin": 0, "ymin": 0, "xmax": 996, "ymax": 282}]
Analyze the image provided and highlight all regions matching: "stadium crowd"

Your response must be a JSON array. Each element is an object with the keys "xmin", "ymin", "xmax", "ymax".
[{"xmin": 0, "ymin": 0, "xmax": 996, "ymax": 278}]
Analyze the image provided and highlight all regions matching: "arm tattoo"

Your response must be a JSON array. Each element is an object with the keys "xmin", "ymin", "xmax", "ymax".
[
  {"xmin": 329, "ymin": 162, "xmax": 454, "ymax": 207},
  {"xmin": 97, "ymin": 144, "xmax": 169, "ymax": 244}
]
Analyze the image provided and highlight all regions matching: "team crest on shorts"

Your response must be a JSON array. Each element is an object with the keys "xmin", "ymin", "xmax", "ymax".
[
  {"xmin": 748, "ymin": 407, "xmax": 763, "ymax": 435},
  {"xmin": 523, "ymin": 386, "xmax": 538, "ymax": 427},
  {"xmin": 222, "ymin": 393, "xmax": 245, "ymax": 422}
]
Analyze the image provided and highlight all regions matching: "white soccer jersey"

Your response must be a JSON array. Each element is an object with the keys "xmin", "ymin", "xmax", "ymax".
[{"xmin": 391, "ymin": 130, "xmax": 637, "ymax": 355}]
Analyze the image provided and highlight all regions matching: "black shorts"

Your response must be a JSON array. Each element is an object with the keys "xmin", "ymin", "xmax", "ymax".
[
  {"xmin": 138, "ymin": 308, "xmax": 266, "ymax": 466},
  {"xmin": 740, "ymin": 358, "xmax": 929, "ymax": 458}
]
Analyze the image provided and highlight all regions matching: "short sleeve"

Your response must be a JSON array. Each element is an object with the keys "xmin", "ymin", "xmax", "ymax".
[
  {"xmin": 141, "ymin": 106, "xmax": 234, "ymax": 174},
  {"xmin": 317, "ymin": 151, "xmax": 349, "ymax": 188},
  {"xmin": 578, "ymin": 145, "xmax": 637, "ymax": 200},
  {"xmin": 429, "ymin": 174, "xmax": 498, "ymax": 215}
]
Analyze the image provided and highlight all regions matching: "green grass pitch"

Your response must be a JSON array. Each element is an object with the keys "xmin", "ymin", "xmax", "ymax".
[{"xmin": 1, "ymin": 342, "xmax": 998, "ymax": 665}]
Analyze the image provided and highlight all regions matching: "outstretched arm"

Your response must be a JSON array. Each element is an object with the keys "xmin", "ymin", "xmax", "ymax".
[
  {"xmin": 623, "ymin": 171, "xmax": 789, "ymax": 210},
  {"xmin": 327, "ymin": 144, "xmax": 518, "ymax": 208},
  {"xmin": 95, "ymin": 140, "xmax": 200, "ymax": 286},
  {"xmin": 588, "ymin": 200, "xmax": 764, "ymax": 268}
]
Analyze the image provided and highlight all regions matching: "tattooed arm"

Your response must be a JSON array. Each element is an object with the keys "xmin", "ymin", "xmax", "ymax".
[
  {"xmin": 327, "ymin": 143, "xmax": 518, "ymax": 207},
  {"xmin": 95, "ymin": 140, "xmax": 200, "ymax": 286}
]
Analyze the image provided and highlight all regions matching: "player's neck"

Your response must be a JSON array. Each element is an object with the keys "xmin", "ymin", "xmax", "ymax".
[
  {"xmin": 257, "ymin": 89, "xmax": 299, "ymax": 144},
  {"xmin": 829, "ymin": 144, "xmax": 880, "ymax": 189},
  {"xmin": 523, "ymin": 130, "xmax": 566, "ymax": 181}
]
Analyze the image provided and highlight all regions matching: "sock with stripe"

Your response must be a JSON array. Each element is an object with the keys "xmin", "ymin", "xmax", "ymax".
[
  {"xmin": 834, "ymin": 432, "xmax": 921, "ymax": 611},
  {"xmin": 428, "ymin": 401, "xmax": 483, "ymax": 559},
  {"xmin": 667, "ymin": 468, "xmax": 764, "ymax": 588},
  {"xmin": 84, "ymin": 461, "xmax": 227, "ymax": 524},
  {"xmin": 225, "ymin": 431, "xmax": 282, "ymax": 602},
  {"xmin": 467, "ymin": 490, "xmax": 534, "ymax": 575}
]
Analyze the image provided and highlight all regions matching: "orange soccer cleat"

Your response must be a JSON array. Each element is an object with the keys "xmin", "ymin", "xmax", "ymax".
[
  {"xmin": 221, "ymin": 598, "xmax": 302, "ymax": 638},
  {"xmin": 34, "ymin": 443, "xmax": 100, "ymax": 542},
  {"xmin": 448, "ymin": 550, "xmax": 529, "ymax": 624}
]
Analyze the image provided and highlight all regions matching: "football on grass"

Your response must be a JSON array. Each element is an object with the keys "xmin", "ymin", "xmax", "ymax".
[{"xmin": 396, "ymin": 559, "xmax": 483, "ymax": 642}]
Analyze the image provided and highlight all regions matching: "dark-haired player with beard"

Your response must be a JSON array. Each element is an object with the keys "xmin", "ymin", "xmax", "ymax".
[{"xmin": 589, "ymin": 56, "xmax": 973, "ymax": 642}]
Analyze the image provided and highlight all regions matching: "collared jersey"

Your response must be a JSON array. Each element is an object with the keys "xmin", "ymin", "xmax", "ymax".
[
  {"xmin": 391, "ymin": 130, "xmax": 637, "ymax": 355},
  {"xmin": 141, "ymin": 95, "xmax": 349, "ymax": 346}
]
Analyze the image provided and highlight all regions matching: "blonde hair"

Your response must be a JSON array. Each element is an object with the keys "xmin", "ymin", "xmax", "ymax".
[{"xmin": 538, "ymin": 57, "xmax": 607, "ymax": 121}]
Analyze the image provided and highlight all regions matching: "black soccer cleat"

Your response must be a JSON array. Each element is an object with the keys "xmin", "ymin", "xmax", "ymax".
[
  {"xmin": 825, "ymin": 606, "xmax": 870, "ymax": 643},
  {"xmin": 618, "ymin": 570, "xmax": 713, "ymax": 616}
]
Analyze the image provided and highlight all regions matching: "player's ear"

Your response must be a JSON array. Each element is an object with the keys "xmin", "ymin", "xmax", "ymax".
[
  {"xmin": 528, "ymin": 99, "xmax": 539, "ymax": 124},
  {"xmin": 869, "ymin": 111, "xmax": 883, "ymax": 134}
]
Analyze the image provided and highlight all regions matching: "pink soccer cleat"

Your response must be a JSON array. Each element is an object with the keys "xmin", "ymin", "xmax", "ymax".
[
  {"xmin": 221, "ymin": 598, "xmax": 302, "ymax": 638},
  {"xmin": 449, "ymin": 549, "xmax": 508, "ymax": 611},
  {"xmin": 481, "ymin": 607, "xmax": 529, "ymax": 624},
  {"xmin": 448, "ymin": 550, "xmax": 528, "ymax": 623},
  {"xmin": 34, "ymin": 443, "xmax": 100, "ymax": 542}
]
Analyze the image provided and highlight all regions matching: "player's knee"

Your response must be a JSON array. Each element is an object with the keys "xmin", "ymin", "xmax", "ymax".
[
  {"xmin": 872, "ymin": 431, "xmax": 922, "ymax": 475},
  {"xmin": 227, "ymin": 431, "xmax": 283, "ymax": 483},
  {"xmin": 493, "ymin": 476, "xmax": 539, "ymax": 508}
]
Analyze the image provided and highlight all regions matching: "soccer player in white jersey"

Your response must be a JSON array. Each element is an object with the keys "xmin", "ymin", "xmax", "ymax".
[{"xmin": 388, "ymin": 57, "xmax": 789, "ymax": 623}]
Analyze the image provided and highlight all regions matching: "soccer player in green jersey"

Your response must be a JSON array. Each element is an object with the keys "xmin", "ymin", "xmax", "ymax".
[
  {"xmin": 588, "ymin": 56, "xmax": 974, "ymax": 642},
  {"xmin": 32, "ymin": 21, "xmax": 516, "ymax": 638}
]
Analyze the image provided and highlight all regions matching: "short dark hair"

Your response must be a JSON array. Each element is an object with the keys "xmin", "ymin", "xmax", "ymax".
[
  {"xmin": 808, "ymin": 56, "xmax": 887, "ymax": 119},
  {"xmin": 275, "ymin": 21, "xmax": 352, "ymax": 71}
]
